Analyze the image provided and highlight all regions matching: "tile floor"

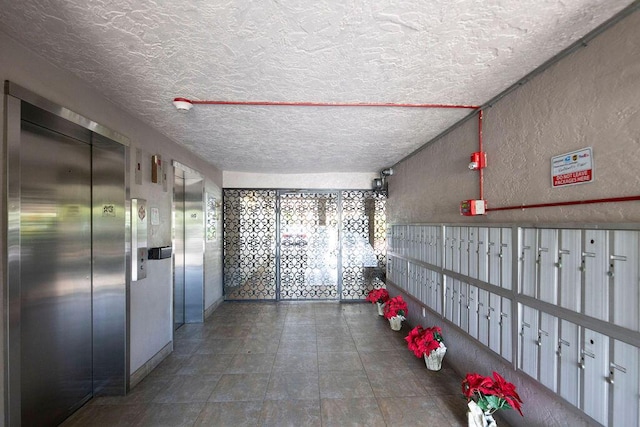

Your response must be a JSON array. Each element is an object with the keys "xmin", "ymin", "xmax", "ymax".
[{"xmin": 62, "ymin": 301, "xmax": 509, "ymax": 426}]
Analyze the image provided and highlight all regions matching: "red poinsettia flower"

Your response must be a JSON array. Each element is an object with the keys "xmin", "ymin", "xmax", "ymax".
[
  {"xmin": 462, "ymin": 373, "xmax": 494, "ymax": 398},
  {"xmin": 383, "ymin": 295, "xmax": 408, "ymax": 319},
  {"xmin": 365, "ymin": 288, "xmax": 390, "ymax": 304},
  {"xmin": 491, "ymin": 372, "xmax": 523, "ymax": 416},
  {"xmin": 462, "ymin": 372, "xmax": 524, "ymax": 416},
  {"xmin": 405, "ymin": 325, "xmax": 444, "ymax": 358}
]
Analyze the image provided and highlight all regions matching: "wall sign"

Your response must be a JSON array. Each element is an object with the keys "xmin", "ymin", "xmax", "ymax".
[
  {"xmin": 206, "ymin": 193, "xmax": 217, "ymax": 241},
  {"xmin": 551, "ymin": 147, "xmax": 593, "ymax": 188}
]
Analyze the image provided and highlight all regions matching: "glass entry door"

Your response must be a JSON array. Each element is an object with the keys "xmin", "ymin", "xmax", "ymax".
[{"xmin": 279, "ymin": 192, "xmax": 339, "ymax": 299}]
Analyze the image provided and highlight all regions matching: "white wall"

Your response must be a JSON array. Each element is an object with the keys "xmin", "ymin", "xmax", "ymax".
[
  {"xmin": 0, "ymin": 30, "xmax": 224, "ymax": 392},
  {"xmin": 386, "ymin": 10, "xmax": 640, "ymax": 427},
  {"xmin": 224, "ymin": 171, "xmax": 378, "ymax": 189}
]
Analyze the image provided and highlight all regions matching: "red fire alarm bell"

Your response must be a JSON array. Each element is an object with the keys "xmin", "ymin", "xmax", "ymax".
[
  {"xmin": 468, "ymin": 152, "xmax": 487, "ymax": 170},
  {"xmin": 460, "ymin": 199, "xmax": 486, "ymax": 216}
]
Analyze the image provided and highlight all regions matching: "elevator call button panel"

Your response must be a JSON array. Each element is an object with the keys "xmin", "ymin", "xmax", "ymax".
[{"xmin": 131, "ymin": 198, "xmax": 148, "ymax": 281}]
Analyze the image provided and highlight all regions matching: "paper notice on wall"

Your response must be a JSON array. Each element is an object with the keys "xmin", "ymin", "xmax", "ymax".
[{"xmin": 551, "ymin": 147, "xmax": 594, "ymax": 188}]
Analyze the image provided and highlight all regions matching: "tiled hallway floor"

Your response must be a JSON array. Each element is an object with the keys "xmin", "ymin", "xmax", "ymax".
[{"xmin": 63, "ymin": 301, "xmax": 501, "ymax": 426}]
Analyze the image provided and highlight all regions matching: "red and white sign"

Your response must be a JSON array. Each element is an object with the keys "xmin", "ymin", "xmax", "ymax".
[{"xmin": 551, "ymin": 147, "xmax": 593, "ymax": 188}]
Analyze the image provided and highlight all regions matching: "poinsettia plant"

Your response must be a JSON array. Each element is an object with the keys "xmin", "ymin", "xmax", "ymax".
[
  {"xmin": 365, "ymin": 288, "xmax": 390, "ymax": 305},
  {"xmin": 462, "ymin": 371, "xmax": 524, "ymax": 416},
  {"xmin": 405, "ymin": 325, "xmax": 444, "ymax": 358},
  {"xmin": 383, "ymin": 295, "xmax": 408, "ymax": 319}
]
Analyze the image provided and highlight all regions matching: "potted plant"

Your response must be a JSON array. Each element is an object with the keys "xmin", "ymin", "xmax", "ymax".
[
  {"xmin": 462, "ymin": 371, "xmax": 523, "ymax": 427},
  {"xmin": 405, "ymin": 325, "xmax": 447, "ymax": 370},
  {"xmin": 365, "ymin": 288, "xmax": 390, "ymax": 316},
  {"xmin": 383, "ymin": 295, "xmax": 408, "ymax": 331}
]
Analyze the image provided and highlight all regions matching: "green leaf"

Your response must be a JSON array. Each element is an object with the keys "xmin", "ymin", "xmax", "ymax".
[{"xmin": 484, "ymin": 395, "xmax": 503, "ymax": 410}]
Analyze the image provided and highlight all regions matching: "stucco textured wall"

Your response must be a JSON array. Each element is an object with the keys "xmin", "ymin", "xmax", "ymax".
[
  {"xmin": 386, "ymin": 10, "xmax": 640, "ymax": 427},
  {"xmin": 388, "ymin": 11, "xmax": 640, "ymax": 225}
]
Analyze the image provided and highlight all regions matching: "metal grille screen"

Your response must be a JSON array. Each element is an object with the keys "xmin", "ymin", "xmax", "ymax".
[
  {"xmin": 341, "ymin": 190, "xmax": 387, "ymax": 299},
  {"xmin": 280, "ymin": 192, "xmax": 339, "ymax": 299},
  {"xmin": 223, "ymin": 189, "xmax": 277, "ymax": 299},
  {"xmin": 223, "ymin": 189, "xmax": 386, "ymax": 300}
]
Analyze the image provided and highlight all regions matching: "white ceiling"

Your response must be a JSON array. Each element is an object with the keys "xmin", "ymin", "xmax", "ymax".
[{"xmin": 0, "ymin": 1, "xmax": 634, "ymax": 174}]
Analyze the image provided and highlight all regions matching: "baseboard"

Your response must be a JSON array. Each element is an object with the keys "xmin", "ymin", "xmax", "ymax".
[
  {"xmin": 129, "ymin": 341, "xmax": 173, "ymax": 388},
  {"xmin": 204, "ymin": 295, "xmax": 224, "ymax": 319}
]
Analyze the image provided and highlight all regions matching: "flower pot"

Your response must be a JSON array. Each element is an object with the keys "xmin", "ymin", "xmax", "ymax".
[
  {"xmin": 388, "ymin": 315, "xmax": 404, "ymax": 331},
  {"xmin": 376, "ymin": 302, "xmax": 385, "ymax": 316},
  {"xmin": 424, "ymin": 343, "xmax": 447, "ymax": 371},
  {"xmin": 467, "ymin": 401, "xmax": 497, "ymax": 427}
]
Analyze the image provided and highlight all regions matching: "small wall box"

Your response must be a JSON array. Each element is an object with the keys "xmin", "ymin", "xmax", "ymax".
[
  {"xmin": 148, "ymin": 246, "xmax": 172, "ymax": 259},
  {"xmin": 460, "ymin": 199, "xmax": 486, "ymax": 216}
]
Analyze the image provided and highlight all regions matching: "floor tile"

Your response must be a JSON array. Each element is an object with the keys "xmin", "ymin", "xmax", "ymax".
[
  {"xmin": 261, "ymin": 399, "xmax": 322, "ymax": 427},
  {"xmin": 194, "ymin": 401, "xmax": 264, "ymax": 426},
  {"xmin": 61, "ymin": 403, "xmax": 145, "ymax": 426},
  {"xmin": 208, "ymin": 373, "xmax": 270, "ymax": 402},
  {"xmin": 265, "ymin": 371, "xmax": 320, "ymax": 400},
  {"xmin": 226, "ymin": 352, "xmax": 276, "ymax": 373},
  {"xmin": 320, "ymin": 397, "xmax": 386, "ymax": 427},
  {"xmin": 152, "ymin": 374, "xmax": 220, "ymax": 403},
  {"xmin": 195, "ymin": 338, "xmax": 244, "ymax": 355},
  {"xmin": 378, "ymin": 396, "xmax": 448, "ymax": 426},
  {"xmin": 319, "ymin": 371, "xmax": 374, "ymax": 398},
  {"xmin": 273, "ymin": 351, "xmax": 318, "ymax": 372},
  {"xmin": 177, "ymin": 353, "xmax": 235, "ymax": 375},
  {"xmin": 317, "ymin": 351, "xmax": 364, "ymax": 371},
  {"xmin": 135, "ymin": 402, "xmax": 204, "ymax": 426},
  {"xmin": 317, "ymin": 336, "xmax": 358, "ymax": 352}
]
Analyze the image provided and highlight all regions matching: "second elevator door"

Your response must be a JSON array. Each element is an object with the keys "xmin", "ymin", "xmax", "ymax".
[{"xmin": 279, "ymin": 192, "xmax": 339, "ymax": 299}]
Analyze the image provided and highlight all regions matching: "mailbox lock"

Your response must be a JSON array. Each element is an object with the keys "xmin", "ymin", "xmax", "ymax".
[{"xmin": 607, "ymin": 372, "xmax": 614, "ymax": 385}]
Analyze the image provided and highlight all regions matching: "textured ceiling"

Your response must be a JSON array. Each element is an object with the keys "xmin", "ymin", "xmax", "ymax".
[{"xmin": 0, "ymin": 0, "xmax": 634, "ymax": 173}]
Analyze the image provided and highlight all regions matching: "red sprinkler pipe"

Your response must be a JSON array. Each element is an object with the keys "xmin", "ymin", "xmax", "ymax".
[
  {"xmin": 486, "ymin": 195, "xmax": 640, "ymax": 212},
  {"xmin": 173, "ymin": 97, "xmax": 481, "ymax": 110},
  {"xmin": 478, "ymin": 110, "xmax": 484, "ymax": 200}
]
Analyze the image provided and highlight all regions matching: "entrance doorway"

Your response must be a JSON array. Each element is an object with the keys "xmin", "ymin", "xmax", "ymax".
[
  {"xmin": 279, "ymin": 192, "xmax": 340, "ymax": 299},
  {"xmin": 222, "ymin": 189, "xmax": 386, "ymax": 301}
]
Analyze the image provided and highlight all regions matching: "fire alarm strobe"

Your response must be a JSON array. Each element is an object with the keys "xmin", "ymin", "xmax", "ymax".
[{"xmin": 460, "ymin": 199, "xmax": 486, "ymax": 216}]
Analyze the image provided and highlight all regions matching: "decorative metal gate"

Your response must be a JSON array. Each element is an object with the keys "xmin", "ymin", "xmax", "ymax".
[
  {"xmin": 340, "ymin": 191, "xmax": 387, "ymax": 299},
  {"xmin": 223, "ymin": 189, "xmax": 386, "ymax": 300},
  {"xmin": 279, "ymin": 192, "xmax": 339, "ymax": 299},
  {"xmin": 223, "ymin": 189, "xmax": 277, "ymax": 299}
]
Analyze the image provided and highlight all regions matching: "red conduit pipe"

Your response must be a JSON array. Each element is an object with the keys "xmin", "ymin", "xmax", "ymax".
[
  {"xmin": 478, "ymin": 110, "xmax": 484, "ymax": 200},
  {"xmin": 486, "ymin": 195, "xmax": 640, "ymax": 212},
  {"xmin": 173, "ymin": 97, "xmax": 481, "ymax": 110},
  {"xmin": 175, "ymin": 96, "xmax": 486, "ymax": 200}
]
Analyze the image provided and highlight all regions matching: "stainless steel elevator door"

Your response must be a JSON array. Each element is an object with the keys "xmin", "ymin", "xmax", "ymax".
[
  {"xmin": 20, "ymin": 121, "xmax": 93, "ymax": 426},
  {"xmin": 173, "ymin": 166, "xmax": 204, "ymax": 328},
  {"xmin": 279, "ymin": 192, "xmax": 339, "ymax": 299}
]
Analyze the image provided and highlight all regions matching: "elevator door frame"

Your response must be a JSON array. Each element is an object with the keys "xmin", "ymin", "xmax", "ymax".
[{"xmin": 4, "ymin": 81, "xmax": 130, "ymax": 427}]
